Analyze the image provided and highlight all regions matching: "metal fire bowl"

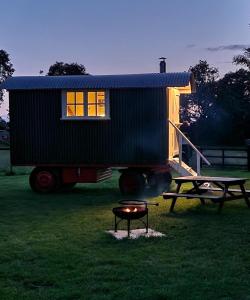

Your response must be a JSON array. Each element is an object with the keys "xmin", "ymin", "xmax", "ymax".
[
  {"xmin": 112, "ymin": 206, "xmax": 148, "ymax": 220},
  {"xmin": 118, "ymin": 200, "xmax": 147, "ymax": 206}
]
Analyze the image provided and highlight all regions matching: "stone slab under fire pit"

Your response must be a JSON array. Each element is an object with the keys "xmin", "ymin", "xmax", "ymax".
[{"xmin": 106, "ymin": 228, "xmax": 165, "ymax": 240}]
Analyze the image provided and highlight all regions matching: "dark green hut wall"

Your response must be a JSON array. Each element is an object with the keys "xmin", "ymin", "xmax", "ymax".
[{"xmin": 9, "ymin": 88, "xmax": 167, "ymax": 166}]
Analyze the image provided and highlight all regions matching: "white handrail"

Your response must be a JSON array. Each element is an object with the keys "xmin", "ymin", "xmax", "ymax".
[{"xmin": 168, "ymin": 119, "xmax": 211, "ymax": 166}]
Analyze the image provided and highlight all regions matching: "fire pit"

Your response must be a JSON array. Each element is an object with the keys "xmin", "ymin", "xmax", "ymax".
[{"xmin": 112, "ymin": 200, "xmax": 158, "ymax": 237}]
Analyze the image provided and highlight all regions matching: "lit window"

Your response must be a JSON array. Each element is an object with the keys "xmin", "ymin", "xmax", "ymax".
[
  {"xmin": 62, "ymin": 90, "xmax": 109, "ymax": 120},
  {"xmin": 66, "ymin": 92, "xmax": 84, "ymax": 117},
  {"xmin": 87, "ymin": 91, "xmax": 106, "ymax": 117}
]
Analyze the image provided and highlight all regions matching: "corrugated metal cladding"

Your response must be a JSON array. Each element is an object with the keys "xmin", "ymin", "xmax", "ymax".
[
  {"xmin": 10, "ymin": 88, "xmax": 167, "ymax": 166},
  {"xmin": 1, "ymin": 72, "xmax": 194, "ymax": 91}
]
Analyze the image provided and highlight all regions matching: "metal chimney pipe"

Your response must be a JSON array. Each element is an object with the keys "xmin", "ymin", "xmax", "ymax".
[{"xmin": 159, "ymin": 57, "xmax": 166, "ymax": 73}]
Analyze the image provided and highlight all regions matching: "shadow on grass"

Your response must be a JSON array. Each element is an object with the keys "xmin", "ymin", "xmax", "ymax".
[
  {"xmin": 21, "ymin": 186, "xmax": 122, "ymax": 207},
  {"xmin": 58, "ymin": 185, "xmax": 121, "ymax": 197}
]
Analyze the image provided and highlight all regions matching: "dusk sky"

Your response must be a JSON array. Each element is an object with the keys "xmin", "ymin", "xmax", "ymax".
[{"xmin": 0, "ymin": 0, "xmax": 249, "ymax": 115}]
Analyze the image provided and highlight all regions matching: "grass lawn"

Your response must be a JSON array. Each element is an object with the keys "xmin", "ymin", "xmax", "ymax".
[{"xmin": 0, "ymin": 169, "xmax": 250, "ymax": 300}]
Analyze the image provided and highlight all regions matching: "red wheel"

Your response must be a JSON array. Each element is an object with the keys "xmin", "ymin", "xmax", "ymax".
[
  {"xmin": 119, "ymin": 171, "xmax": 146, "ymax": 195},
  {"xmin": 29, "ymin": 167, "xmax": 61, "ymax": 193}
]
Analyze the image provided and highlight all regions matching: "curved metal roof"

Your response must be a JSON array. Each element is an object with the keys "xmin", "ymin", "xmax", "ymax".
[{"xmin": 0, "ymin": 72, "xmax": 195, "ymax": 91}]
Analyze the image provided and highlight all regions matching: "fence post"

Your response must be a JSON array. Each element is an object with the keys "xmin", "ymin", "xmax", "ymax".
[
  {"xmin": 9, "ymin": 163, "xmax": 13, "ymax": 175},
  {"xmin": 222, "ymin": 148, "xmax": 225, "ymax": 167},
  {"xmin": 246, "ymin": 139, "xmax": 250, "ymax": 171}
]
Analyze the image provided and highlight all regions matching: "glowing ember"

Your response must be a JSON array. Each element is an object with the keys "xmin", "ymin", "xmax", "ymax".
[{"xmin": 124, "ymin": 207, "xmax": 138, "ymax": 213}]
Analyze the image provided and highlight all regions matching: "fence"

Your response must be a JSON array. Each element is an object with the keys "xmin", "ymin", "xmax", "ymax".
[
  {"xmin": 0, "ymin": 146, "xmax": 11, "ymax": 172},
  {"xmin": 0, "ymin": 147, "xmax": 31, "ymax": 174},
  {"xmin": 199, "ymin": 146, "xmax": 249, "ymax": 169}
]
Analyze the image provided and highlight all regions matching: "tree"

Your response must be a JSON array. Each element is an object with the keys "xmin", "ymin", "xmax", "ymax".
[
  {"xmin": 0, "ymin": 50, "xmax": 15, "ymax": 107},
  {"xmin": 181, "ymin": 60, "xmax": 218, "ymax": 125},
  {"xmin": 47, "ymin": 62, "xmax": 88, "ymax": 76},
  {"xmin": 214, "ymin": 69, "xmax": 250, "ymax": 145},
  {"xmin": 180, "ymin": 60, "xmax": 219, "ymax": 145},
  {"xmin": 182, "ymin": 54, "xmax": 250, "ymax": 146},
  {"xmin": 0, "ymin": 117, "xmax": 7, "ymax": 129},
  {"xmin": 190, "ymin": 60, "xmax": 219, "ymax": 86},
  {"xmin": 233, "ymin": 48, "xmax": 250, "ymax": 70}
]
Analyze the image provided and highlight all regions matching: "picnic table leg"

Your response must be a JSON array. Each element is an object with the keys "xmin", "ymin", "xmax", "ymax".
[
  {"xmin": 193, "ymin": 182, "xmax": 206, "ymax": 205},
  {"xmin": 239, "ymin": 184, "xmax": 250, "ymax": 208},
  {"xmin": 169, "ymin": 183, "xmax": 181, "ymax": 213},
  {"xmin": 127, "ymin": 219, "xmax": 131, "ymax": 237},
  {"xmin": 218, "ymin": 200, "xmax": 224, "ymax": 213},
  {"xmin": 114, "ymin": 215, "xmax": 118, "ymax": 232},
  {"xmin": 218, "ymin": 184, "xmax": 228, "ymax": 213}
]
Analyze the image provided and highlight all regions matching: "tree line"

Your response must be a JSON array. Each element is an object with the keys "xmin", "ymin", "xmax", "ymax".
[
  {"xmin": 0, "ymin": 49, "xmax": 250, "ymax": 146},
  {"xmin": 181, "ymin": 48, "xmax": 250, "ymax": 146}
]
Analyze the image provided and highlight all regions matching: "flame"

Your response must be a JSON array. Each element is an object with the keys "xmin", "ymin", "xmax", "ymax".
[{"xmin": 124, "ymin": 207, "xmax": 137, "ymax": 213}]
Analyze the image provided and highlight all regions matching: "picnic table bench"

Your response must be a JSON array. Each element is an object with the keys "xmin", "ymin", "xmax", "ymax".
[{"xmin": 163, "ymin": 176, "xmax": 250, "ymax": 213}]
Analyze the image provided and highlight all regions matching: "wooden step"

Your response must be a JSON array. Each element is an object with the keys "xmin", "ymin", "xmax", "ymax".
[{"xmin": 169, "ymin": 158, "xmax": 197, "ymax": 176}]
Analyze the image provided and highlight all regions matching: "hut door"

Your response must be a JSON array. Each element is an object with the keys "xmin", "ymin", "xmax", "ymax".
[{"xmin": 168, "ymin": 88, "xmax": 180, "ymax": 159}]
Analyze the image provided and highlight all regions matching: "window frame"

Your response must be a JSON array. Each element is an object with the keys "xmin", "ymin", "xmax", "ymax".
[{"xmin": 61, "ymin": 90, "xmax": 110, "ymax": 121}]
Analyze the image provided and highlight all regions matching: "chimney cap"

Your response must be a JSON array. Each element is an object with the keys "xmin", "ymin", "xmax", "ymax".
[{"xmin": 159, "ymin": 57, "xmax": 166, "ymax": 61}]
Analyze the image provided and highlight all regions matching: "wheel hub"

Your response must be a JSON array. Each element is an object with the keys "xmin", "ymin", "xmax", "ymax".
[{"xmin": 36, "ymin": 171, "xmax": 54, "ymax": 188}]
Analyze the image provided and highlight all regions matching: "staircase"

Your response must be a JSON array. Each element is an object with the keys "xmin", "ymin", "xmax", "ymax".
[
  {"xmin": 168, "ymin": 120, "xmax": 211, "ymax": 176},
  {"xmin": 169, "ymin": 157, "xmax": 197, "ymax": 176}
]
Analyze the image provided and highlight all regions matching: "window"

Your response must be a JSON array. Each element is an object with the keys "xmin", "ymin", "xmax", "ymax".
[
  {"xmin": 66, "ymin": 92, "xmax": 84, "ymax": 117},
  {"xmin": 62, "ymin": 90, "xmax": 110, "ymax": 120},
  {"xmin": 87, "ymin": 91, "xmax": 105, "ymax": 117}
]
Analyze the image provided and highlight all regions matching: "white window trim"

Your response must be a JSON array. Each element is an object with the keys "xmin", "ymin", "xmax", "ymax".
[{"xmin": 61, "ymin": 90, "xmax": 110, "ymax": 120}]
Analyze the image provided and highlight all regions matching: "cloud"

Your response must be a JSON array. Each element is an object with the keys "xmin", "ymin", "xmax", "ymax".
[
  {"xmin": 206, "ymin": 44, "xmax": 249, "ymax": 52},
  {"xmin": 186, "ymin": 44, "xmax": 196, "ymax": 48}
]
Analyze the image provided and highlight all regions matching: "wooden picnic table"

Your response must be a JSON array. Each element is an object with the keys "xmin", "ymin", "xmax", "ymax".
[{"xmin": 163, "ymin": 176, "xmax": 250, "ymax": 213}]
